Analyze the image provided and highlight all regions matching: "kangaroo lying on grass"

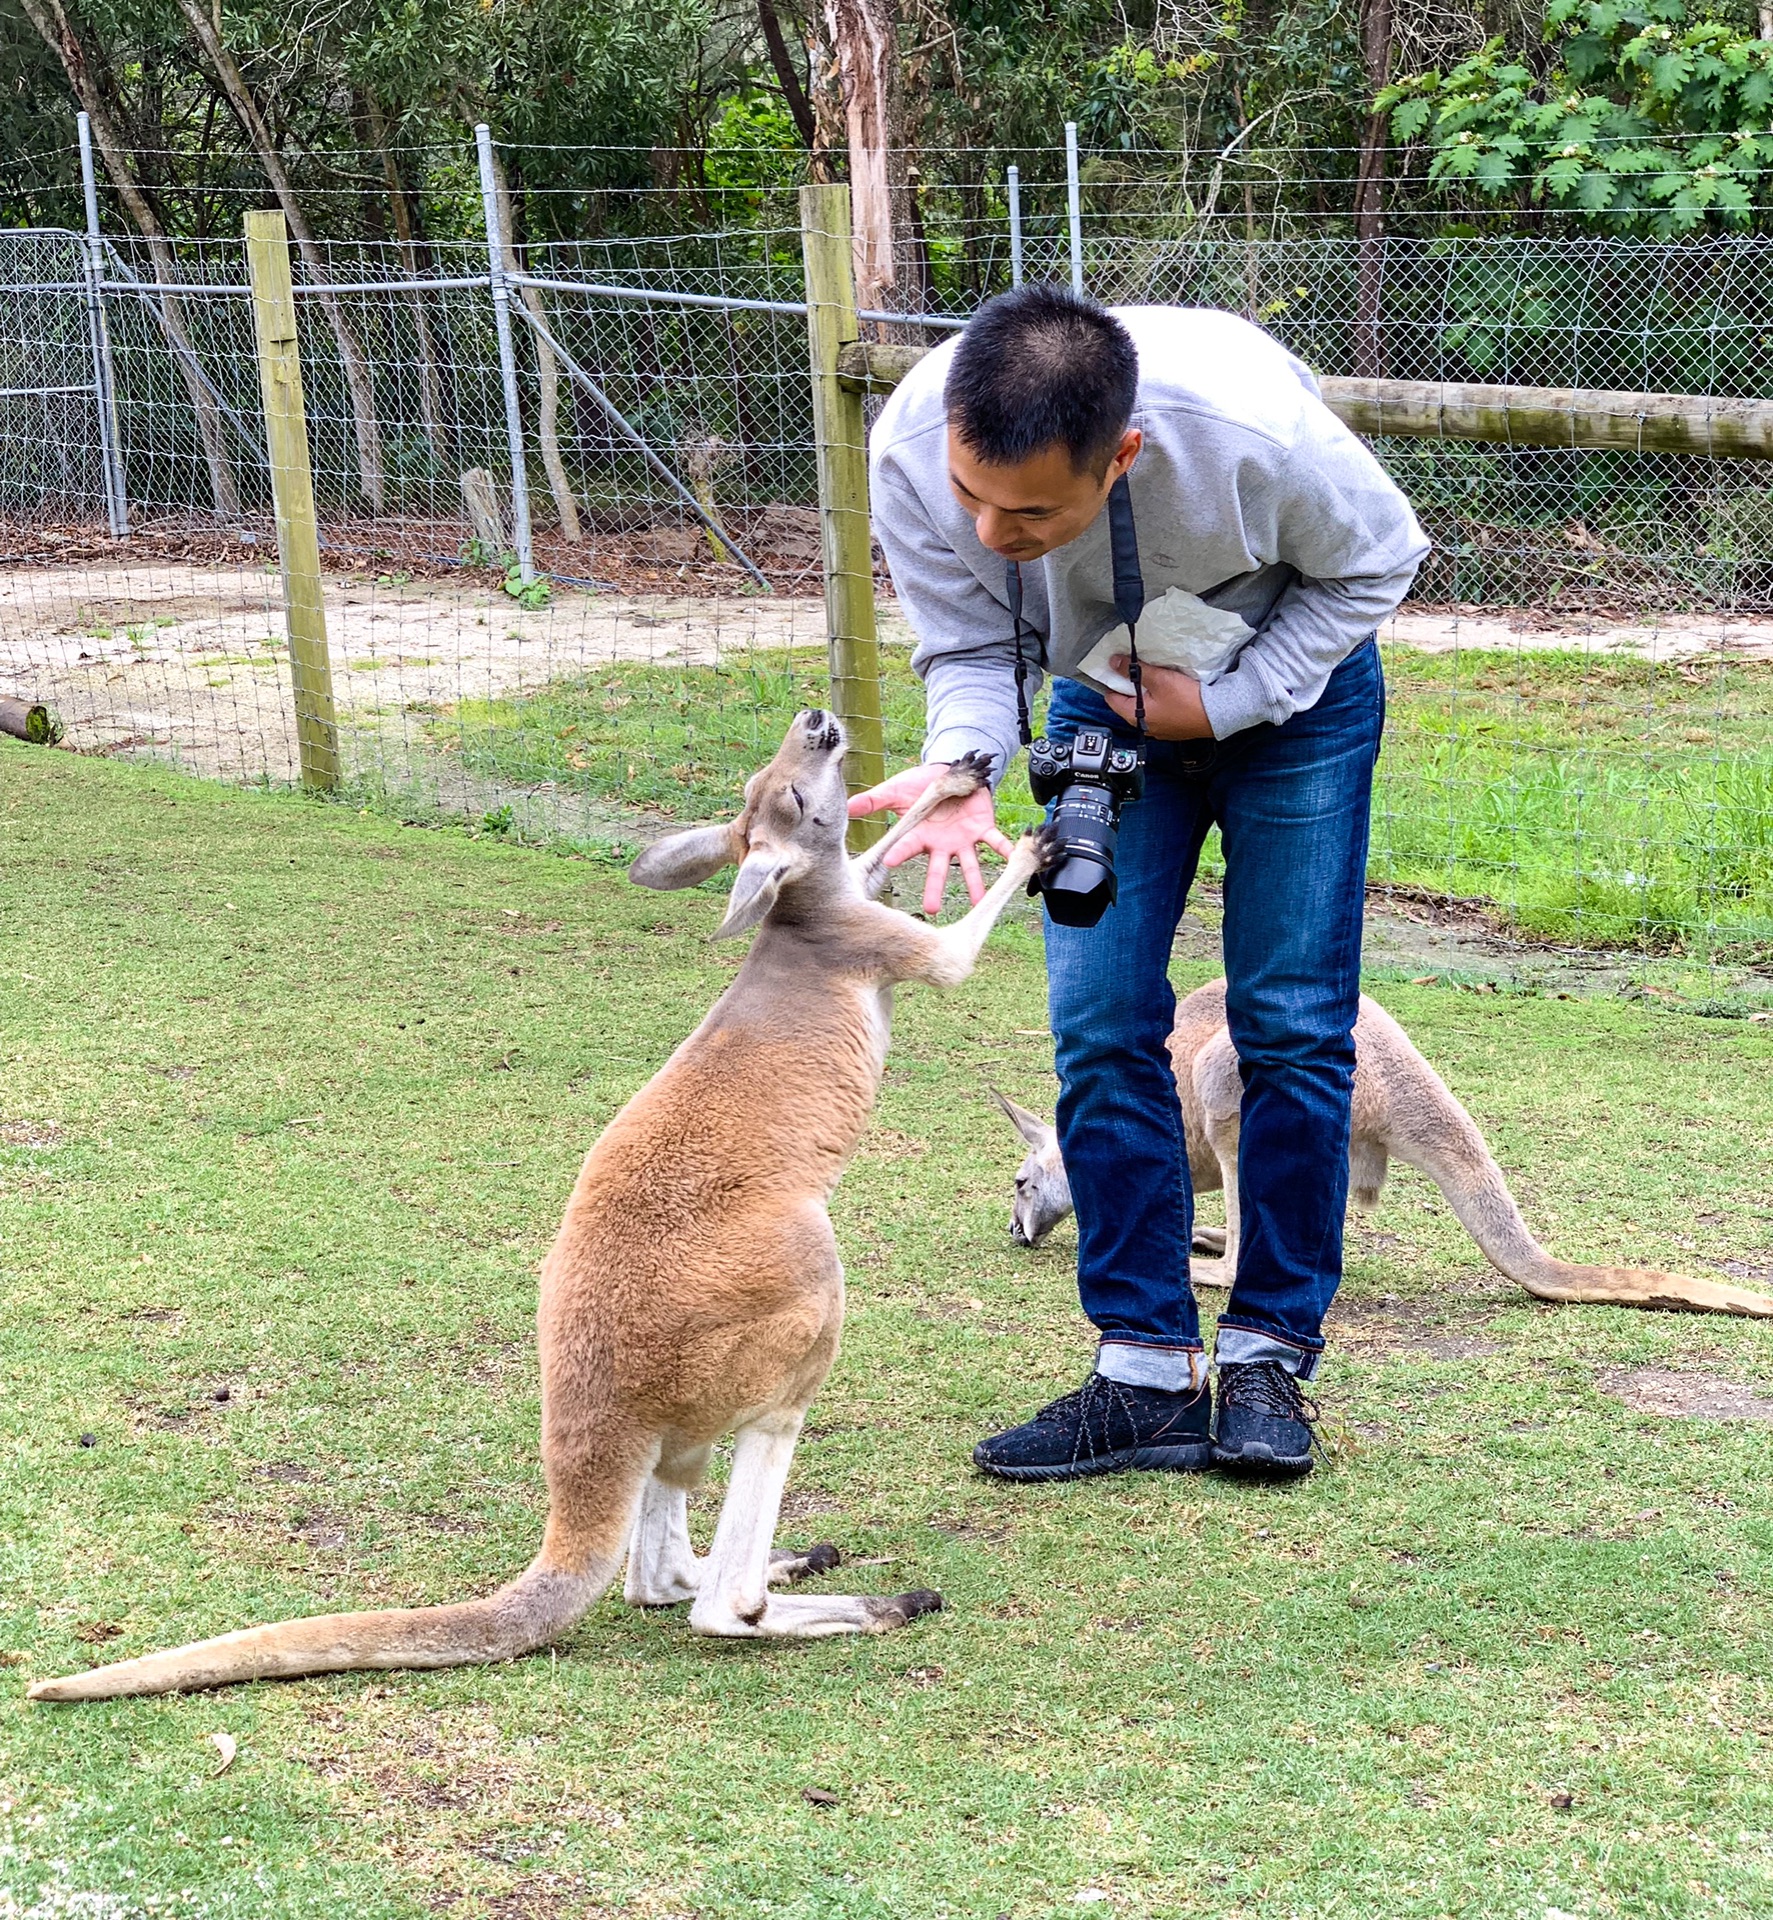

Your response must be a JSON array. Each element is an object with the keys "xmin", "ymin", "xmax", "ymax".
[
  {"xmin": 32, "ymin": 715, "xmax": 1047, "ymax": 1703},
  {"xmin": 995, "ymin": 978, "xmax": 1773, "ymax": 1320}
]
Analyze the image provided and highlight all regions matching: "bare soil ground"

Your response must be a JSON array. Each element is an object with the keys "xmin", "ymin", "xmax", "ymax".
[
  {"xmin": 7, "ymin": 548, "xmax": 1773, "ymax": 786},
  {"xmin": 1601, "ymin": 1367, "xmax": 1773, "ymax": 1419}
]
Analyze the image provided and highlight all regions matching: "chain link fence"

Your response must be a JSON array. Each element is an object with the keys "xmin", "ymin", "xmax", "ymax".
[{"xmin": 2, "ymin": 139, "xmax": 1771, "ymax": 974}]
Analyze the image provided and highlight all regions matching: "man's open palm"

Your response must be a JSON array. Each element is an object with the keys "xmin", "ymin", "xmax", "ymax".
[{"xmin": 848, "ymin": 763, "xmax": 1016, "ymax": 916}]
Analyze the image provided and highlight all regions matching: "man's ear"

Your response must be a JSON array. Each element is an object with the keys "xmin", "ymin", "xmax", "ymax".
[
  {"xmin": 629, "ymin": 821, "xmax": 744, "ymax": 892},
  {"xmin": 989, "ymin": 1086, "xmax": 1056, "ymax": 1149},
  {"xmin": 713, "ymin": 849, "xmax": 792, "ymax": 939}
]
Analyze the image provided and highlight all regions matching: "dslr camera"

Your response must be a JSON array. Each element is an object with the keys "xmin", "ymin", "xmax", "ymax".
[{"xmin": 1025, "ymin": 728, "xmax": 1146, "ymax": 927}]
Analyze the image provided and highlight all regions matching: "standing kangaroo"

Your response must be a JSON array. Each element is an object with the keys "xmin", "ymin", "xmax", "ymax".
[
  {"xmin": 995, "ymin": 978, "xmax": 1773, "ymax": 1320},
  {"xmin": 31, "ymin": 715, "xmax": 1047, "ymax": 1702}
]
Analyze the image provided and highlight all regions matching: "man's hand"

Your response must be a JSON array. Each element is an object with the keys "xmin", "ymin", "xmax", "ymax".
[
  {"xmin": 1101, "ymin": 657, "xmax": 1215, "ymax": 740},
  {"xmin": 848, "ymin": 762, "xmax": 1016, "ymax": 915}
]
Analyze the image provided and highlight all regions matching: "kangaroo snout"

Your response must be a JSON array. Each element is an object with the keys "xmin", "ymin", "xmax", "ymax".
[{"xmin": 799, "ymin": 708, "xmax": 844, "ymax": 753}]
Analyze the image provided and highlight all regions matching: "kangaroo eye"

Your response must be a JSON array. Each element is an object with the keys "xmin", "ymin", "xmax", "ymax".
[{"xmin": 789, "ymin": 785, "xmax": 807, "ymax": 815}]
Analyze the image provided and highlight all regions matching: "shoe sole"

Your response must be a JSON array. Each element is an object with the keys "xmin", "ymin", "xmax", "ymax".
[
  {"xmin": 974, "ymin": 1442, "xmax": 1212, "ymax": 1483},
  {"xmin": 1211, "ymin": 1441, "xmax": 1314, "ymax": 1478}
]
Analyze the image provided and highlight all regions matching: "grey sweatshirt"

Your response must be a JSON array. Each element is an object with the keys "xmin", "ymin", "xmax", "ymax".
[{"xmin": 869, "ymin": 306, "xmax": 1430, "ymax": 778}]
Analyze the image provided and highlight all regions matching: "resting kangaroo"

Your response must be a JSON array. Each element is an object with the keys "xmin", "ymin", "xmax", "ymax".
[
  {"xmin": 994, "ymin": 978, "xmax": 1773, "ymax": 1320},
  {"xmin": 31, "ymin": 716, "xmax": 1047, "ymax": 1702}
]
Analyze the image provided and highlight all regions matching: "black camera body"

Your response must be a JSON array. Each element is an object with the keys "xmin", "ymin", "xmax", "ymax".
[{"xmin": 1025, "ymin": 727, "xmax": 1146, "ymax": 927}]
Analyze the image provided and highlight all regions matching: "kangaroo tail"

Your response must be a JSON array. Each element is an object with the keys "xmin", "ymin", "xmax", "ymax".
[
  {"xmin": 1387, "ymin": 1055, "xmax": 1773, "ymax": 1322},
  {"xmin": 27, "ymin": 1449, "xmax": 648, "ymax": 1704},
  {"xmin": 27, "ymin": 1547, "xmax": 624, "ymax": 1704}
]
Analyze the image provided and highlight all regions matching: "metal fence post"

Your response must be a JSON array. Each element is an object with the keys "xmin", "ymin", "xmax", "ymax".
[
  {"xmin": 76, "ymin": 113, "xmax": 128, "ymax": 537},
  {"xmin": 1065, "ymin": 123, "xmax": 1084, "ymax": 293},
  {"xmin": 475, "ymin": 123, "xmax": 537, "ymax": 585},
  {"xmin": 1007, "ymin": 164, "xmax": 1024, "ymax": 287},
  {"xmin": 799, "ymin": 182, "xmax": 887, "ymax": 849},
  {"xmin": 245, "ymin": 209, "xmax": 340, "ymax": 792}
]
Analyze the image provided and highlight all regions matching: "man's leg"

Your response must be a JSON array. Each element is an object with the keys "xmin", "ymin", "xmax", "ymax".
[
  {"xmin": 1047, "ymin": 740, "xmax": 1213, "ymax": 1386},
  {"xmin": 974, "ymin": 680, "xmax": 1216, "ymax": 1483},
  {"xmin": 1209, "ymin": 642, "xmax": 1382, "ymax": 1462}
]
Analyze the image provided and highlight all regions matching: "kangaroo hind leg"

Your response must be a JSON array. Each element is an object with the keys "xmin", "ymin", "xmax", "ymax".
[
  {"xmin": 689, "ymin": 1415, "xmax": 939, "ymax": 1640},
  {"xmin": 624, "ymin": 1436, "xmax": 711, "ymax": 1607}
]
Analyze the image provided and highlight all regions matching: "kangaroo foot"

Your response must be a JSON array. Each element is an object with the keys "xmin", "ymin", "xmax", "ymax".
[
  {"xmin": 690, "ymin": 1588, "xmax": 942, "ymax": 1640},
  {"xmin": 768, "ymin": 1543, "xmax": 841, "ymax": 1585}
]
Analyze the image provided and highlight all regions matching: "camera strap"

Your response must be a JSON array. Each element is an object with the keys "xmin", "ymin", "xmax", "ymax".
[
  {"xmin": 1107, "ymin": 473, "xmax": 1147, "ymax": 738},
  {"xmin": 1005, "ymin": 556, "xmax": 1038, "ymax": 748},
  {"xmin": 1005, "ymin": 470, "xmax": 1146, "ymax": 748}
]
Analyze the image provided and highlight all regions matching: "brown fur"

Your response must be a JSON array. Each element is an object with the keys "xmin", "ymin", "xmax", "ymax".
[
  {"xmin": 998, "ymin": 978, "xmax": 1773, "ymax": 1320},
  {"xmin": 31, "ymin": 723, "xmax": 1045, "ymax": 1702}
]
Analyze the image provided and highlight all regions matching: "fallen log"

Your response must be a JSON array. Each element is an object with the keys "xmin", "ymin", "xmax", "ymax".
[
  {"xmin": 833, "ymin": 342, "xmax": 1773, "ymax": 459},
  {"xmin": 0, "ymin": 698, "xmax": 62, "ymax": 746}
]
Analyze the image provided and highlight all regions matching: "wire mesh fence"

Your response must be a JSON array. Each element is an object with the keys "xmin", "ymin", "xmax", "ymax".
[{"xmin": 2, "ymin": 136, "xmax": 1770, "ymax": 977}]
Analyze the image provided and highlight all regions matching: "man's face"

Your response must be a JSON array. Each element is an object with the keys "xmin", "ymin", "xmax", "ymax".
[{"xmin": 946, "ymin": 425, "xmax": 1142, "ymax": 563}]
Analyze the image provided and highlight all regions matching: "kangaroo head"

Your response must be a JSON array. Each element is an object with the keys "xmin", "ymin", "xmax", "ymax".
[
  {"xmin": 990, "ymin": 1089, "xmax": 1072, "ymax": 1247},
  {"xmin": 628, "ymin": 709, "xmax": 850, "ymax": 937}
]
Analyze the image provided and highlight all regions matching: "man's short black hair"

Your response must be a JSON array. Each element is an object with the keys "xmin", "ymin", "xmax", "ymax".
[{"xmin": 944, "ymin": 283, "xmax": 1138, "ymax": 476}]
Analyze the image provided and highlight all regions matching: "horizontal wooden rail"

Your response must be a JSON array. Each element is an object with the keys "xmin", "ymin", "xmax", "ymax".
[{"xmin": 834, "ymin": 342, "xmax": 1773, "ymax": 459}]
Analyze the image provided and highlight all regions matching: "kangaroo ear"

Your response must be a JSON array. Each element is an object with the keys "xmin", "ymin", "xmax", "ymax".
[
  {"xmin": 713, "ymin": 850, "xmax": 791, "ymax": 939},
  {"xmin": 629, "ymin": 821, "xmax": 743, "ymax": 892},
  {"xmin": 989, "ymin": 1086, "xmax": 1056, "ymax": 1149}
]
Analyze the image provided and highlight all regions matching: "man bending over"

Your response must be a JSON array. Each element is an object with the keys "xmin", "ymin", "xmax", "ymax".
[{"xmin": 852, "ymin": 286, "xmax": 1428, "ymax": 1479}]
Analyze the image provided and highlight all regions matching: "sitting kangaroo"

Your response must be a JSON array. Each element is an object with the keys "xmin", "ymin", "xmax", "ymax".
[
  {"xmin": 31, "ymin": 715, "xmax": 1047, "ymax": 1702},
  {"xmin": 995, "ymin": 977, "xmax": 1773, "ymax": 1320}
]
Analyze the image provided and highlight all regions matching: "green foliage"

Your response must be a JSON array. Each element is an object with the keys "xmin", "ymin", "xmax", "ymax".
[
  {"xmin": 502, "ymin": 559, "xmax": 551, "ymax": 611},
  {"xmin": 1382, "ymin": 0, "xmax": 1773, "ymax": 235}
]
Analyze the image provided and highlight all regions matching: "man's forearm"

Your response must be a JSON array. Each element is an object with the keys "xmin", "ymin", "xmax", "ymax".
[
  {"xmin": 919, "ymin": 644, "xmax": 1032, "ymax": 785},
  {"xmin": 1198, "ymin": 558, "xmax": 1421, "ymax": 738}
]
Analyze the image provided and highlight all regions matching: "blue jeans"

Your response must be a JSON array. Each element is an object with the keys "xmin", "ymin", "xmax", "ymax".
[{"xmin": 1042, "ymin": 640, "xmax": 1384, "ymax": 1388}]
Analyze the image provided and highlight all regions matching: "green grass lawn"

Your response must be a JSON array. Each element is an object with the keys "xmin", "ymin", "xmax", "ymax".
[
  {"xmin": 4, "ymin": 741, "xmax": 1773, "ymax": 1919},
  {"xmin": 435, "ymin": 645, "xmax": 1773, "ymax": 957}
]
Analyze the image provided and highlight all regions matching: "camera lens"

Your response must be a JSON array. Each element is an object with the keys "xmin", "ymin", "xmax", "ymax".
[{"xmin": 1040, "ymin": 784, "xmax": 1119, "ymax": 927}]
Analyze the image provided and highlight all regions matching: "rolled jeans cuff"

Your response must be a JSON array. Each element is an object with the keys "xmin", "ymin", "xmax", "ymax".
[
  {"xmin": 1096, "ymin": 1340, "xmax": 1207, "ymax": 1392},
  {"xmin": 1214, "ymin": 1323, "xmax": 1323, "ymax": 1381}
]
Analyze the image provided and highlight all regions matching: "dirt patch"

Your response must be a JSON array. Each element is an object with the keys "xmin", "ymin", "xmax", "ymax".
[
  {"xmin": 284, "ymin": 1510, "xmax": 350, "ymax": 1549},
  {"xmin": 253, "ymin": 1459, "xmax": 315, "ymax": 1482},
  {"xmin": 1600, "ymin": 1367, "xmax": 1773, "ymax": 1421},
  {"xmin": 1328, "ymin": 1292, "xmax": 1510, "ymax": 1362},
  {"xmin": 776, "ymin": 1489, "xmax": 844, "ymax": 1521},
  {"xmin": 0, "ymin": 1120, "xmax": 63, "ymax": 1148}
]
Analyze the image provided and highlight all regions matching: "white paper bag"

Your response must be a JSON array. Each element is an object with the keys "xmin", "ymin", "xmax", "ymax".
[{"xmin": 1074, "ymin": 586, "xmax": 1254, "ymax": 695}]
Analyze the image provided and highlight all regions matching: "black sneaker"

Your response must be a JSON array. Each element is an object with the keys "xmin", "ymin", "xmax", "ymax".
[
  {"xmin": 973, "ymin": 1373, "xmax": 1213, "ymax": 1483},
  {"xmin": 1211, "ymin": 1360, "xmax": 1321, "ymax": 1477}
]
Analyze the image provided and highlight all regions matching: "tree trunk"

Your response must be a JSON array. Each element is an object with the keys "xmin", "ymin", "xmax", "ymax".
[
  {"xmin": 365, "ymin": 95, "xmax": 446, "ymax": 474},
  {"xmin": 18, "ymin": 0, "xmax": 240, "ymax": 518},
  {"xmin": 487, "ymin": 147, "xmax": 582, "ymax": 543},
  {"xmin": 170, "ymin": 0, "xmax": 387, "ymax": 514},
  {"xmin": 0, "ymin": 697, "xmax": 62, "ymax": 745},
  {"xmin": 1353, "ymin": 0, "xmax": 1393, "ymax": 379},
  {"xmin": 805, "ymin": 10, "xmax": 845, "ymax": 186},
  {"xmin": 822, "ymin": 0, "xmax": 915, "ymax": 323},
  {"xmin": 758, "ymin": 0, "xmax": 817, "ymax": 148}
]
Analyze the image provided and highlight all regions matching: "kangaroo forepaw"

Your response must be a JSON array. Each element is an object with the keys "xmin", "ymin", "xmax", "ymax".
[
  {"xmin": 1020, "ymin": 822, "xmax": 1061, "ymax": 893},
  {"xmin": 949, "ymin": 750, "xmax": 995, "ymax": 792}
]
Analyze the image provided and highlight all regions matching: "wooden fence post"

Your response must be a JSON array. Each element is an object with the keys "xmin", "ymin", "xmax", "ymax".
[
  {"xmin": 245, "ymin": 209, "xmax": 340, "ymax": 792},
  {"xmin": 800, "ymin": 183, "xmax": 887, "ymax": 849}
]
